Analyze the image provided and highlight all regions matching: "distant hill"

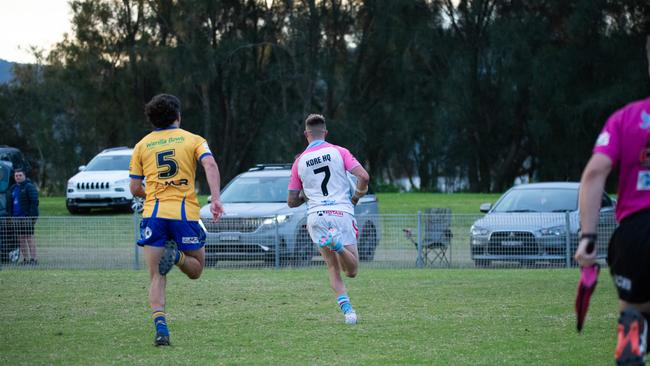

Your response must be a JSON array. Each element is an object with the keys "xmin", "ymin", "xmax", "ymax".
[{"xmin": 0, "ymin": 59, "xmax": 14, "ymax": 84}]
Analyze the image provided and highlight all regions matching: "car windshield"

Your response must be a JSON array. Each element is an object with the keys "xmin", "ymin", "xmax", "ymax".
[
  {"xmin": 492, "ymin": 188, "xmax": 578, "ymax": 213},
  {"xmin": 85, "ymin": 155, "xmax": 131, "ymax": 171},
  {"xmin": 221, "ymin": 176, "xmax": 290, "ymax": 203}
]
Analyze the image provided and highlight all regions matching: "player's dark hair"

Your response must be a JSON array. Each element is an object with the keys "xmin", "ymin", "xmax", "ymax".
[
  {"xmin": 145, "ymin": 94, "xmax": 181, "ymax": 128},
  {"xmin": 13, "ymin": 168, "xmax": 25, "ymax": 175},
  {"xmin": 305, "ymin": 114, "xmax": 326, "ymax": 128}
]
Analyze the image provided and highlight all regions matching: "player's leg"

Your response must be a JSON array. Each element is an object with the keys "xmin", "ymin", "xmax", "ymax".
[
  {"xmin": 177, "ymin": 247, "xmax": 205, "ymax": 279},
  {"xmin": 319, "ymin": 214, "xmax": 359, "ymax": 277},
  {"xmin": 160, "ymin": 220, "xmax": 206, "ymax": 278},
  {"xmin": 310, "ymin": 213, "xmax": 358, "ymax": 324},
  {"xmin": 144, "ymin": 245, "xmax": 170, "ymax": 346},
  {"xmin": 319, "ymin": 246, "xmax": 346, "ymax": 294},
  {"xmin": 138, "ymin": 218, "xmax": 172, "ymax": 346},
  {"xmin": 336, "ymin": 244, "xmax": 359, "ymax": 278},
  {"xmin": 608, "ymin": 212, "xmax": 650, "ymax": 365}
]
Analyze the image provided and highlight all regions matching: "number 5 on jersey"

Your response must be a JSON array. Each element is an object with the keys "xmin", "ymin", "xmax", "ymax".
[{"xmin": 157, "ymin": 150, "xmax": 178, "ymax": 179}]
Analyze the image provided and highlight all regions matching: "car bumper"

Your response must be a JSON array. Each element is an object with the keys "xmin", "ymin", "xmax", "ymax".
[
  {"xmin": 204, "ymin": 231, "xmax": 288, "ymax": 261},
  {"xmin": 470, "ymin": 234, "xmax": 582, "ymax": 261},
  {"xmin": 66, "ymin": 197, "xmax": 133, "ymax": 208}
]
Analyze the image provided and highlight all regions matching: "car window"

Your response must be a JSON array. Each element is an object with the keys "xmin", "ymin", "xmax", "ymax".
[
  {"xmin": 492, "ymin": 188, "xmax": 578, "ymax": 213},
  {"xmin": 221, "ymin": 176, "xmax": 290, "ymax": 203},
  {"xmin": 85, "ymin": 155, "xmax": 132, "ymax": 171}
]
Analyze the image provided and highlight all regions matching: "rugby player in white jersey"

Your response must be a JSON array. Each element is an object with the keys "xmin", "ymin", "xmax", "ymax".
[{"xmin": 287, "ymin": 114, "xmax": 370, "ymax": 325}]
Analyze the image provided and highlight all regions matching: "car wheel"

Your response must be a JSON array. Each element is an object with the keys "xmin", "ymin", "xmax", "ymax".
[
  {"xmin": 130, "ymin": 197, "xmax": 144, "ymax": 214},
  {"xmin": 358, "ymin": 223, "xmax": 378, "ymax": 262},
  {"xmin": 292, "ymin": 226, "xmax": 314, "ymax": 266},
  {"xmin": 474, "ymin": 259, "xmax": 491, "ymax": 268}
]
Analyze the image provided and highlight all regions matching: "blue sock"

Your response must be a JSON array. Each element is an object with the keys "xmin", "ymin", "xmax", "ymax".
[
  {"xmin": 337, "ymin": 294, "xmax": 353, "ymax": 314},
  {"xmin": 153, "ymin": 311, "xmax": 169, "ymax": 336}
]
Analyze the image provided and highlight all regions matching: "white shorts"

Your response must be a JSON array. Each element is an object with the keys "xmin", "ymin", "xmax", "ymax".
[{"xmin": 307, "ymin": 210, "xmax": 359, "ymax": 246}]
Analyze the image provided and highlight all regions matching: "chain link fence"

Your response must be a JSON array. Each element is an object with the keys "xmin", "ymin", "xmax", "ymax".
[{"xmin": 0, "ymin": 211, "xmax": 617, "ymax": 270}]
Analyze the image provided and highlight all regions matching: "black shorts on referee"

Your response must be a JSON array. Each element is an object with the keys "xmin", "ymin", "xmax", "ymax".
[{"xmin": 608, "ymin": 209, "xmax": 650, "ymax": 303}]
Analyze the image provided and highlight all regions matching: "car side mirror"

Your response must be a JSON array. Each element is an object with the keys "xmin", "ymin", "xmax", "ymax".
[
  {"xmin": 479, "ymin": 203, "xmax": 492, "ymax": 213},
  {"xmin": 78, "ymin": 165, "xmax": 86, "ymax": 172}
]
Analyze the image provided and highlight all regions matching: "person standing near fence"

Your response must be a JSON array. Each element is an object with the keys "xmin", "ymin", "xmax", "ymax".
[
  {"xmin": 129, "ymin": 93, "xmax": 224, "ymax": 346},
  {"xmin": 6, "ymin": 168, "xmax": 39, "ymax": 265},
  {"xmin": 287, "ymin": 114, "xmax": 370, "ymax": 325},
  {"xmin": 574, "ymin": 37, "xmax": 650, "ymax": 366}
]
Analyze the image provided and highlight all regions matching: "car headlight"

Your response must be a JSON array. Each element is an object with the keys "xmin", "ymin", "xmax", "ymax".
[
  {"xmin": 67, "ymin": 180, "xmax": 75, "ymax": 188},
  {"xmin": 115, "ymin": 178, "xmax": 131, "ymax": 186},
  {"xmin": 262, "ymin": 214, "xmax": 292, "ymax": 226},
  {"xmin": 539, "ymin": 225, "xmax": 566, "ymax": 236},
  {"xmin": 470, "ymin": 225, "xmax": 489, "ymax": 236}
]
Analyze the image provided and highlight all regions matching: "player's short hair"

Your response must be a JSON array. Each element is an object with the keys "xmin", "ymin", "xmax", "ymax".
[
  {"xmin": 305, "ymin": 114, "xmax": 326, "ymax": 129},
  {"xmin": 145, "ymin": 94, "xmax": 181, "ymax": 128},
  {"xmin": 13, "ymin": 168, "xmax": 25, "ymax": 175}
]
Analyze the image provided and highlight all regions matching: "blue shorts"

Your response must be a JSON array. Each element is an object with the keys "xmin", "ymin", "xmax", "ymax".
[{"xmin": 138, "ymin": 218, "xmax": 206, "ymax": 251}]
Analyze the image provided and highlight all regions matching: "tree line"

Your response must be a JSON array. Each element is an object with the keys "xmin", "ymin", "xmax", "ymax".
[{"xmin": 1, "ymin": 0, "xmax": 649, "ymax": 194}]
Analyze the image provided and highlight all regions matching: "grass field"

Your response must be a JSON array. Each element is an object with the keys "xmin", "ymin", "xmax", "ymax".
[
  {"xmin": 39, "ymin": 193, "xmax": 502, "ymax": 216},
  {"xmin": 0, "ymin": 268, "xmax": 617, "ymax": 365}
]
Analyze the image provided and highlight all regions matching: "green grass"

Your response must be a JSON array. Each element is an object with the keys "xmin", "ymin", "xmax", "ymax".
[
  {"xmin": 39, "ymin": 193, "xmax": 500, "ymax": 216},
  {"xmin": 375, "ymin": 192, "xmax": 502, "ymax": 214},
  {"xmin": 0, "ymin": 268, "xmax": 617, "ymax": 365}
]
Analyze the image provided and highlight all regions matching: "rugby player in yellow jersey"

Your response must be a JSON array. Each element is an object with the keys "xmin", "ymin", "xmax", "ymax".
[{"xmin": 129, "ymin": 94, "xmax": 224, "ymax": 346}]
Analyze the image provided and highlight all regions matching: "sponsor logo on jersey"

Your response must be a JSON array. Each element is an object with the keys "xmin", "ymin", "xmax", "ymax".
[
  {"xmin": 641, "ymin": 111, "xmax": 650, "ymax": 129},
  {"xmin": 164, "ymin": 178, "xmax": 189, "ymax": 186},
  {"xmin": 595, "ymin": 132, "xmax": 610, "ymax": 147},
  {"xmin": 637, "ymin": 171, "xmax": 650, "ymax": 190}
]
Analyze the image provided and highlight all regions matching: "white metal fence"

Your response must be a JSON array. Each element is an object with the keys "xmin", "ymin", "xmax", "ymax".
[{"xmin": 0, "ymin": 211, "xmax": 617, "ymax": 270}]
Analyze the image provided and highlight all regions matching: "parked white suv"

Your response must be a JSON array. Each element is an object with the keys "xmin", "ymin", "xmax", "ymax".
[{"xmin": 66, "ymin": 147, "xmax": 141, "ymax": 214}]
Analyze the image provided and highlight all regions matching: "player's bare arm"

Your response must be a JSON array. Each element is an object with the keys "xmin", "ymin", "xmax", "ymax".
[
  {"xmin": 575, "ymin": 153, "xmax": 612, "ymax": 266},
  {"xmin": 287, "ymin": 190, "xmax": 305, "ymax": 208},
  {"xmin": 201, "ymin": 155, "xmax": 224, "ymax": 222},
  {"xmin": 129, "ymin": 178, "xmax": 145, "ymax": 198},
  {"xmin": 350, "ymin": 165, "xmax": 370, "ymax": 205}
]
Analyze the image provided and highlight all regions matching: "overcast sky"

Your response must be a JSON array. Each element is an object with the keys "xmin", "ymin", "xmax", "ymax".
[{"xmin": 0, "ymin": 0, "xmax": 72, "ymax": 63}]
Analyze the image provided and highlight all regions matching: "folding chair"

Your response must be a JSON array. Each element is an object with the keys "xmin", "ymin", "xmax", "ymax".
[{"xmin": 403, "ymin": 208, "xmax": 453, "ymax": 267}]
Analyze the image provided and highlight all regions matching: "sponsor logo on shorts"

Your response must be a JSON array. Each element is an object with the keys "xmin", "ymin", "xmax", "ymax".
[
  {"xmin": 595, "ymin": 132, "xmax": 610, "ymax": 147},
  {"xmin": 614, "ymin": 275, "xmax": 632, "ymax": 291},
  {"xmin": 318, "ymin": 210, "xmax": 344, "ymax": 217},
  {"xmin": 182, "ymin": 236, "xmax": 200, "ymax": 244},
  {"xmin": 144, "ymin": 227, "xmax": 152, "ymax": 239}
]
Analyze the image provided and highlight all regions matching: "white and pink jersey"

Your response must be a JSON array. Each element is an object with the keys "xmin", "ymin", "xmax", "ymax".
[
  {"xmin": 594, "ymin": 96, "xmax": 650, "ymax": 222},
  {"xmin": 288, "ymin": 140, "xmax": 361, "ymax": 215}
]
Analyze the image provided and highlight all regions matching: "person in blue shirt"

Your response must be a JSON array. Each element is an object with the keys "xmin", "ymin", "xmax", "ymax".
[{"xmin": 6, "ymin": 168, "xmax": 39, "ymax": 265}]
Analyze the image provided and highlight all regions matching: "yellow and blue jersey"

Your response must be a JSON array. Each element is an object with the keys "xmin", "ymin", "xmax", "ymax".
[{"xmin": 129, "ymin": 126, "xmax": 212, "ymax": 221}]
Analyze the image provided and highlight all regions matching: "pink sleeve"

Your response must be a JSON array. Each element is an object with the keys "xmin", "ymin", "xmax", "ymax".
[
  {"xmin": 593, "ymin": 109, "xmax": 621, "ymax": 166},
  {"xmin": 334, "ymin": 146, "xmax": 361, "ymax": 171},
  {"xmin": 288, "ymin": 158, "xmax": 303, "ymax": 191}
]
